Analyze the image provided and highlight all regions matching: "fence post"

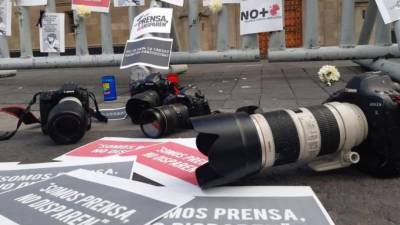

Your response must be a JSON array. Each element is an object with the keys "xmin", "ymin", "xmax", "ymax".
[
  {"xmin": 393, "ymin": 21, "xmax": 400, "ymax": 51},
  {"xmin": 46, "ymin": 0, "xmax": 59, "ymax": 57},
  {"xmin": 358, "ymin": 0, "xmax": 377, "ymax": 45},
  {"xmin": 303, "ymin": 0, "xmax": 319, "ymax": 49},
  {"xmin": 73, "ymin": 12, "xmax": 89, "ymax": 56},
  {"xmin": 0, "ymin": 36, "xmax": 9, "ymax": 58},
  {"xmin": 18, "ymin": 6, "xmax": 33, "ymax": 58},
  {"xmin": 375, "ymin": 14, "xmax": 392, "ymax": 46},
  {"xmin": 217, "ymin": 5, "xmax": 229, "ymax": 51},
  {"xmin": 269, "ymin": 1, "xmax": 286, "ymax": 51},
  {"xmin": 188, "ymin": 0, "xmax": 200, "ymax": 52},
  {"xmin": 340, "ymin": 0, "xmax": 355, "ymax": 47},
  {"xmin": 101, "ymin": 13, "xmax": 114, "ymax": 54}
]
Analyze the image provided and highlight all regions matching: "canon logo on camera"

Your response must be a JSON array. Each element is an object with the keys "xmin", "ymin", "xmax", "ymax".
[{"xmin": 240, "ymin": 4, "xmax": 281, "ymax": 21}]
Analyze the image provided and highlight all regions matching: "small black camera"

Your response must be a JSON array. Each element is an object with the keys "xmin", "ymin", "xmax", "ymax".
[
  {"xmin": 140, "ymin": 88, "xmax": 211, "ymax": 138},
  {"xmin": 126, "ymin": 73, "xmax": 177, "ymax": 124},
  {"xmin": 40, "ymin": 83, "xmax": 92, "ymax": 145}
]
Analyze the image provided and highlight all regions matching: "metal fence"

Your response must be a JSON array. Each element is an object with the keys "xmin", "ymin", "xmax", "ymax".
[{"xmin": 0, "ymin": 0, "xmax": 260, "ymax": 70}]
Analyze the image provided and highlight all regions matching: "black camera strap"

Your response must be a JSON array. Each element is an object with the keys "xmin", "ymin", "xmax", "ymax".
[{"xmin": 89, "ymin": 92, "xmax": 108, "ymax": 123}]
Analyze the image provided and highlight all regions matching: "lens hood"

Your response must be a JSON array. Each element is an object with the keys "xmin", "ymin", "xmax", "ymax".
[{"xmin": 191, "ymin": 113, "xmax": 263, "ymax": 188}]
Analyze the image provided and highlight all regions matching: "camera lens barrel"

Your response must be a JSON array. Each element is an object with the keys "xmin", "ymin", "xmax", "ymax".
[
  {"xmin": 47, "ymin": 97, "xmax": 88, "ymax": 145},
  {"xmin": 192, "ymin": 102, "xmax": 368, "ymax": 188},
  {"xmin": 126, "ymin": 90, "xmax": 161, "ymax": 124}
]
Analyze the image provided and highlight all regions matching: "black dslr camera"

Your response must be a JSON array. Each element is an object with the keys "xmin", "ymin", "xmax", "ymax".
[
  {"xmin": 126, "ymin": 73, "xmax": 177, "ymax": 124},
  {"xmin": 192, "ymin": 74, "xmax": 400, "ymax": 188},
  {"xmin": 40, "ymin": 83, "xmax": 94, "ymax": 145},
  {"xmin": 140, "ymin": 88, "xmax": 211, "ymax": 138}
]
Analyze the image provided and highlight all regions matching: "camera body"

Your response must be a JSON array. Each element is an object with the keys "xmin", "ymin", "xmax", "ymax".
[
  {"xmin": 129, "ymin": 73, "xmax": 176, "ymax": 98},
  {"xmin": 164, "ymin": 89, "xmax": 211, "ymax": 119},
  {"xmin": 40, "ymin": 83, "xmax": 91, "ymax": 144},
  {"xmin": 327, "ymin": 75, "xmax": 400, "ymax": 177}
]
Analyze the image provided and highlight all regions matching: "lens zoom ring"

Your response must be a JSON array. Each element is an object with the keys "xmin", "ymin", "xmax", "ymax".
[
  {"xmin": 263, "ymin": 110, "xmax": 300, "ymax": 166},
  {"xmin": 308, "ymin": 106, "xmax": 340, "ymax": 156}
]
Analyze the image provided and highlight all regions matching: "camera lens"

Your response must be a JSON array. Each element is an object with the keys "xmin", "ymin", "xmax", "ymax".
[
  {"xmin": 192, "ymin": 102, "xmax": 368, "ymax": 188},
  {"xmin": 47, "ymin": 97, "xmax": 88, "ymax": 145},
  {"xmin": 126, "ymin": 90, "xmax": 161, "ymax": 124},
  {"xmin": 140, "ymin": 104, "xmax": 190, "ymax": 138}
]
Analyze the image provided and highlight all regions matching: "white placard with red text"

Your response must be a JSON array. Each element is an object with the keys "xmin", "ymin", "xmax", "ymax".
[{"xmin": 72, "ymin": 0, "xmax": 111, "ymax": 13}]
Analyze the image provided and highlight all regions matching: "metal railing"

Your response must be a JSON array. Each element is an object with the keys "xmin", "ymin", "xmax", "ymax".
[{"xmin": 0, "ymin": 0, "xmax": 260, "ymax": 70}]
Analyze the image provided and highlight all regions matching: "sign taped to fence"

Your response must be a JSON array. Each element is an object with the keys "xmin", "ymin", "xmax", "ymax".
[
  {"xmin": 240, "ymin": 0, "xmax": 283, "ymax": 35},
  {"xmin": 130, "ymin": 7, "xmax": 173, "ymax": 40},
  {"xmin": 155, "ymin": 186, "xmax": 335, "ymax": 225},
  {"xmin": 15, "ymin": 0, "xmax": 47, "ymax": 6},
  {"xmin": 114, "ymin": 0, "xmax": 145, "ymax": 7},
  {"xmin": 0, "ymin": 158, "xmax": 136, "ymax": 194},
  {"xmin": 160, "ymin": 0, "xmax": 184, "ymax": 7},
  {"xmin": 39, "ymin": 13, "xmax": 65, "ymax": 53},
  {"xmin": 121, "ymin": 37, "xmax": 173, "ymax": 70},
  {"xmin": 375, "ymin": 0, "xmax": 400, "ymax": 24},
  {"xmin": 0, "ymin": 0, "xmax": 11, "ymax": 36},
  {"xmin": 204, "ymin": 0, "xmax": 240, "ymax": 6},
  {"xmin": 72, "ymin": 0, "xmax": 112, "ymax": 13},
  {"xmin": 0, "ymin": 169, "xmax": 194, "ymax": 225}
]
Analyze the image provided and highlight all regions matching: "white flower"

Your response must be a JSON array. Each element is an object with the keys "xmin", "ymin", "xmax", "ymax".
[
  {"xmin": 75, "ymin": 5, "xmax": 91, "ymax": 18},
  {"xmin": 209, "ymin": 0, "xmax": 223, "ymax": 13},
  {"xmin": 318, "ymin": 65, "xmax": 341, "ymax": 86}
]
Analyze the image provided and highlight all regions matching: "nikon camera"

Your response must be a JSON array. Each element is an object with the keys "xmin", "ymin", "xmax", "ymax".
[
  {"xmin": 40, "ymin": 83, "xmax": 92, "ymax": 145},
  {"xmin": 140, "ymin": 88, "xmax": 211, "ymax": 138},
  {"xmin": 192, "ymin": 74, "xmax": 400, "ymax": 188}
]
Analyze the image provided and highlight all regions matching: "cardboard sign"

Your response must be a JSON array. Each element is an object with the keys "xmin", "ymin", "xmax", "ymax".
[
  {"xmin": 121, "ymin": 37, "xmax": 173, "ymax": 70},
  {"xmin": 114, "ymin": 0, "xmax": 145, "ymax": 7},
  {"xmin": 39, "ymin": 13, "xmax": 65, "ymax": 53},
  {"xmin": 100, "ymin": 107, "xmax": 128, "ymax": 121},
  {"xmin": 0, "ymin": 159, "xmax": 136, "ymax": 194},
  {"xmin": 130, "ymin": 7, "xmax": 173, "ymax": 40},
  {"xmin": 121, "ymin": 142, "xmax": 207, "ymax": 192},
  {"xmin": 160, "ymin": 0, "xmax": 184, "ymax": 7},
  {"xmin": 0, "ymin": 169, "xmax": 193, "ymax": 225},
  {"xmin": 155, "ymin": 186, "xmax": 335, "ymax": 225},
  {"xmin": 375, "ymin": 0, "xmax": 400, "ymax": 24},
  {"xmin": 54, "ymin": 137, "xmax": 161, "ymax": 161},
  {"xmin": 72, "ymin": 0, "xmax": 111, "ymax": 13},
  {"xmin": 240, "ymin": 0, "xmax": 283, "ymax": 35},
  {"xmin": 15, "ymin": 0, "xmax": 47, "ymax": 6},
  {"xmin": 0, "ymin": 0, "xmax": 11, "ymax": 36}
]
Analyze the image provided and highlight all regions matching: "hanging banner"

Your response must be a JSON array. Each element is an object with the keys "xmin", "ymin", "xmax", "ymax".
[
  {"xmin": 240, "ymin": 0, "xmax": 283, "ymax": 35},
  {"xmin": 0, "ymin": 159, "xmax": 136, "ymax": 194},
  {"xmin": 39, "ymin": 13, "xmax": 65, "ymax": 53},
  {"xmin": 0, "ymin": 169, "xmax": 194, "ymax": 225},
  {"xmin": 160, "ymin": 0, "xmax": 184, "ymax": 7},
  {"xmin": 72, "ymin": 0, "xmax": 112, "ymax": 13},
  {"xmin": 0, "ymin": 0, "xmax": 11, "ymax": 36},
  {"xmin": 155, "ymin": 186, "xmax": 335, "ymax": 225},
  {"xmin": 375, "ymin": 0, "xmax": 400, "ymax": 24},
  {"xmin": 130, "ymin": 7, "xmax": 173, "ymax": 40},
  {"xmin": 121, "ymin": 37, "xmax": 173, "ymax": 70},
  {"xmin": 114, "ymin": 0, "xmax": 145, "ymax": 7},
  {"xmin": 15, "ymin": 0, "xmax": 47, "ymax": 6}
]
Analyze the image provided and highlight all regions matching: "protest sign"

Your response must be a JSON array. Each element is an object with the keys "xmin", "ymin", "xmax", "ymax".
[
  {"xmin": 375, "ymin": 0, "xmax": 400, "ymax": 24},
  {"xmin": 121, "ymin": 37, "xmax": 173, "ymax": 70},
  {"xmin": 223, "ymin": 0, "xmax": 241, "ymax": 3},
  {"xmin": 54, "ymin": 137, "xmax": 161, "ymax": 162},
  {"xmin": 15, "ymin": 0, "xmax": 47, "ymax": 6},
  {"xmin": 39, "ymin": 13, "xmax": 65, "ymax": 53},
  {"xmin": 72, "ymin": 0, "xmax": 111, "ymax": 13},
  {"xmin": 0, "ymin": 159, "xmax": 136, "ymax": 194},
  {"xmin": 0, "ymin": 169, "xmax": 193, "ymax": 225},
  {"xmin": 130, "ymin": 7, "xmax": 173, "ymax": 39},
  {"xmin": 240, "ymin": 0, "xmax": 283, "ymax": 35},
  {"xmin": 100, "ymin": 107, "xmax": 128, "ymax": 121},
  {"xmin": 0, "ymin": 0, "xmax": 11, "ymax": 36},
  {"xmin": 114, "ymin": 0, "xmax": 145, "ymax": 7},
  {"xmin": 121, "ymin": 142, "xmax": 207, "ymax": 192},
  {"xmin": 154, "ymin": 186, "xmax": 335, "ymax": 225},
  {"xmin": 160, "ymin": 0, "xmax": 184, "ymax": 7}
]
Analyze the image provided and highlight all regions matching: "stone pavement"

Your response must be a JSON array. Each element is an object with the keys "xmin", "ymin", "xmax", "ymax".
[{"xmin": 0, "ymin": 60, "xmax": 399, "ymax": 225}]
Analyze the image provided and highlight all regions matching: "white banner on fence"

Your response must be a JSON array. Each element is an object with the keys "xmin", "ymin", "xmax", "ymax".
[
  {"xmin": 375, "ymin": 0, "xmax": 400, "ymax": 24},
  {"xmin": 72, "ymin": 0, "xmax": 112, "ymax": 13},
  {"xmin": 15, "ymin": 0, "xmax": 47, "ymax": 6},
  {"xmin": 223, "ymin": 0, "xmax": 241, "ymax": 3},
  {"xmin": 240, "ymin": 0, "xmax": 283, "ymax": 35},
  {"xmin": 114, "ymin": 0, "xmax": 145, "ymax": 7},
  {"xmin": 130, "ymin": 7, "xmax": 173, "ymax": 39},
  {"xmin": 0, "ymin": 0, "xmax": 11, "ymax": 37},
  {"xmin": 161, "ymin": 0, "xmax": 184, "ymax": 7},
  {"xmin": 39, "ymin": 13, "xmax": 65, "ymax": 53}
]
